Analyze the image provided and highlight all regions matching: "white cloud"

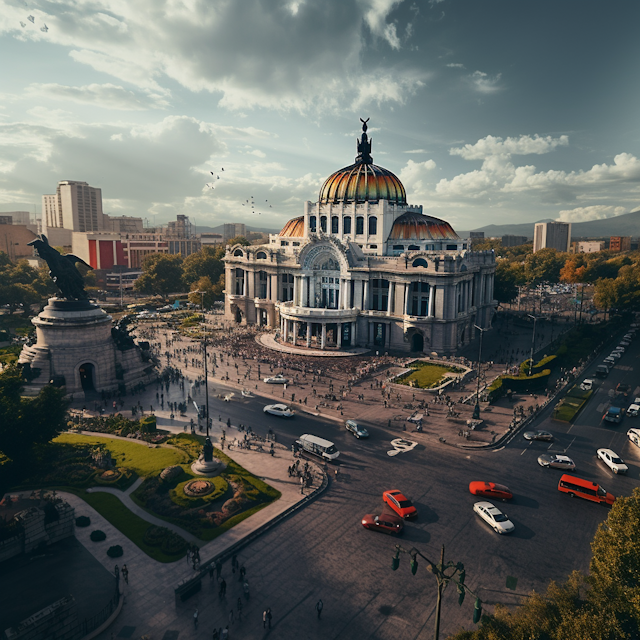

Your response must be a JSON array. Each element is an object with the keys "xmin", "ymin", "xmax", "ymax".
[
  {"xmin": 247, "ymin": 149, "xmax": 266, "ymax": 158},
  {"xmin": 556, "ymin": 205, "xmax": 627, "ymax": 223},
  {"xmin": 399, "ymin": 158, "xmax": 437, "ymax": 194},
  {"xmin": 404, "ymin": 149, "xmax": 427, "ymax": 154},
  {"xmin": 361, "ymin": 0, "xmax": 404, "ymax": 49},
  {"xmin": 469, "ymin": 70, "xmax": 502, "ymax": 94},
  {"xmin": 450, "ymin": 134, "xmax": 569, "ymax": 160},
  {"xmin": 27, "ymin": 83, "xmax": 169, "ymax": 110},
  {"xmin": 446, "ymin": 63, "xmax": 465, "ymax": 69}
]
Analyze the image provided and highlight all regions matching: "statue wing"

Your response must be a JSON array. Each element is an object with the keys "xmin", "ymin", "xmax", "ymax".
[{"xmin": 63, "ymin": 254, "xmax": 93, "ymax": 270}]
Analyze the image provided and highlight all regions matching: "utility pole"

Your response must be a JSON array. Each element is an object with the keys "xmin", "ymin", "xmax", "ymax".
[
  {"xmin": 199, "ymin": 290, "xmax": 210, "ymax": 437},
  {"xmin": 528, "ymin": 314, "xmax": 539, "ymax": 376}
]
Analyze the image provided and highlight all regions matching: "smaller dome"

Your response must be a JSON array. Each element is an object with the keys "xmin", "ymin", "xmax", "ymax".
[
  {"xmin": 388, "ymin": 212, "xmax": 459, "ymax": 242},
  {"xmin": 279, "ymin": 216, "xmax": 304, "ymax": 237}
]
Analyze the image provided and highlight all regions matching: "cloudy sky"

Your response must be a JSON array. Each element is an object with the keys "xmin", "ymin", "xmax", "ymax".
[{"xmin": 1, "ymin": 0, "xmax": 640, "ymax": 233}]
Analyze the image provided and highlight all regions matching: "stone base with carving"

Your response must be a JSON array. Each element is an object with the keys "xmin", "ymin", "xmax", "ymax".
[{"xmin": 190, "ymin": 458, "xmax": 226, "ymax": 477}]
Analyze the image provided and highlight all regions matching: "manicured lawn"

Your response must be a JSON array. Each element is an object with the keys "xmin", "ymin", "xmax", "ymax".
[
  {"xmin": 62, "ymin": 487, "xmax": 187, "ymax": 563},
  {"xmin": 554, "ymin": 389, "xmax": 592, "ymax": 422},
  {"xmin": 398, "ymin": 362, "xmax": 460, "ymax": 389},
  {"xmin": 54, "ymin": 433, "xmax": 188, "ymax": 476}
]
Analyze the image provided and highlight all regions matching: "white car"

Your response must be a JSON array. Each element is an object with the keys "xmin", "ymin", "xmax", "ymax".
[
  {"xmin": 627, "ymin": 428, "xmax": 640, "ymax": 447},
  {"xmin": 597, "ymin": 448, "xmax": 628, "ymax": 475},
  {"xmin": 614, "ymin": 346, "xmax": 625, "ymax": 353},
  {"xmin": 473, "ymin": 501, "xmax": 515, "ymax": 534},
  {"xmin": 263, "ymin": 374, "xmax": 288, "ymax": 384},
  {"xmin": 537, "ymin": 454, "xmax": 576, "ymax": 471},
  {"xmin": 609, "ymin": 352, "xmax": 621, "ymax": 360},
  {"xmin": 628, "ymin": 404, "xmax": 640, "ymax": 417},
  {"xmin": 580, "ymin": 379, "xmax": 594, "ymax": 391},
  {"xmin": 263, "ymin": 403, "xmax": 294, "ymax": 418},
  {"xmin": 620, "ymin": 341, "xmax": 631, "ymax": 347}
]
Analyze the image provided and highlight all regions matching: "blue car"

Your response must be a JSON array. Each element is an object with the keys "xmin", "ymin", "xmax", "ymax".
[{"xmin": 345, "ymin": 420, "xmax": 369, "ymax": 439}]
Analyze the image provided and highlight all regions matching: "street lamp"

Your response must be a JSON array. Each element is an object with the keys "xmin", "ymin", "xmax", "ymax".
[
  {"xmin": 197, "ymin": 291, "xmax": 210, "ymax": 437},
  {"xmin": 473, "ymin": 325, "xmax": 488, "ymax": 420},
  {"xmin": 528, "ymin": 314, "xmax": 539, "ymax": 376},
  {"xmin": 392, "ymin": 544, "xmax": 482, "ymax": 639}
]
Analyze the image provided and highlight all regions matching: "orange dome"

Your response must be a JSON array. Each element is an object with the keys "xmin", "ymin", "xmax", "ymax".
[
  {"xmin": 278, "ymin": 216, "xmax": 304, "ymax": 237},
  {"xmin": 319, "ymin": 163, "xmax": 406, "ymax": 205},
  {"xmin": 388, "ymin": 212, "xmax": 459, "ymax": 241}
]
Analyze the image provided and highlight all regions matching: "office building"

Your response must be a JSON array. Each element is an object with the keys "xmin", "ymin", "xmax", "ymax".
[
  {"xmin": 43, "ymin": 180, "xmax": 104, "ymax": 233},
  {"xmin": 223, "ymin": 223, "xmax": 247, "ymax": 242},
  {"xmin": 501, "ymin": 235, "xmax": 528, "ymax": 247},
  {"xmin": 533, "ymin": 222, "xmax": 571, "ymax": 253},
  {"xmin": 609, "ymin": 236, "xmax": 632, "ymax": 252}
]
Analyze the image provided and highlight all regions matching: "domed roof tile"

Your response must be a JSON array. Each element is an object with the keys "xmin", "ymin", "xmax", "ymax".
[
  {"xmin": 388, "ymin": 211, "xmax": 459, "ymax": 242},
  {"xmin": 278, "ymin": 216, "xmax": 305, "ymax": 237}
]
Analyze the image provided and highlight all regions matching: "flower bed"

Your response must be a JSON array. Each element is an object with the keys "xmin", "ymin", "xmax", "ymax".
[{"xmin": 394, "ymin": 361, "xmax": 467, "ymax": 389}]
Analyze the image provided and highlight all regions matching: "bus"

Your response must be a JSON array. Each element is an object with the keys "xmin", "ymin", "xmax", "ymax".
[{"xmin": 295, "ymin": 434, "xmax": 340, "ymax": 461}]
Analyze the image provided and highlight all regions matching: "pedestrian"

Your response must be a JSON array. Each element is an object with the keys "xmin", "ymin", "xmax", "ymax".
[
  {"xmin": 239, "ymin": 565, "xmax": 246, "ymax": 581},
  {"xmin": 228, "ymin": 608, "xmax": 234, "ymax": 624},
  {"xmin": 121, "ymin": 564, "xmax": 129, "ymax": 584},
  {"xmin": 221, "ymin": 626, "xmax": 229, "ymax": 640},
  {"xmin": 267, "ymin": 608, "xmax": 272, "ymax": 628},
  {"xmin": 237, "ymin": 597, "xmax": 243, "ymax": 621},
  {"xmin": 187, "ymin": 546, "xmax": 192, "ymax": 565},
  {"xmin": 194, "ymin": 609, "xmax": 199, "ymax": 629},
  {"xmin": 212, "ymin": 628, "xmax": 219, "ymax": 640},
  {"xmin": 263, "ymin": 609, "xmax": 268, "ymax": 629},
  {"xmin": 316, "ymin": 599, "xmax": 323, "ymax": 619}
]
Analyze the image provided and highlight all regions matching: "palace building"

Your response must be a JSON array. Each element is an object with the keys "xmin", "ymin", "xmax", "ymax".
[{"xmin": 223, "ymin": 121, "xmax": 496, "ymax": 354}]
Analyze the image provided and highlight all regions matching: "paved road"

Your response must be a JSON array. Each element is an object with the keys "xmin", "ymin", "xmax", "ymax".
[{"xmin": 161, "ymin": 324, "xmax": 639, "ymax": 638}]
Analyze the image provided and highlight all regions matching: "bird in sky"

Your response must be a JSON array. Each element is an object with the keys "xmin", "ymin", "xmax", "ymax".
[
  {"xmin": 221, "ymin": 168, "xmax": 224, "ymax": 171},
  {"xmin": 40, "ymin": 24, "xmax": 48, "ymax": 32},
  {"xmin": 20, "ymin": 21, "xmax": 26, "ymax": 27},
  {"xmin": 28, "ymin": 15, "xmax": 34, "ymax": 22}
]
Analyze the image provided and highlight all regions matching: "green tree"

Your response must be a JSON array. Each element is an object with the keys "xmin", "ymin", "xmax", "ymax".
[
  {"xmin": 494, "ymin": 260, "xmax": 525, "ymax": 304},
  {"xmin": 227, "ymin": 236, "xmax": 250, "ymax": 246},
  {"xmin": 0, "ymin": 365, "xmax": 68, "ymax": 497},
  {"xmin": 593, "ymin": 277, "xmax": 619, "ymax": 319},
  {"xmin": 182, "ymin": 246, "xmax": 225, "ymax": 287},
  {"xmin": 188, "ymin": 276, "xmax": 218, "ymax": 307},
  {"xmin": 134, "ymin": 254, "xmax": 184, "ymax": 299},
  {"xmin": 524, "ymin": 248, "xmax": 566, "ymax": 285}
]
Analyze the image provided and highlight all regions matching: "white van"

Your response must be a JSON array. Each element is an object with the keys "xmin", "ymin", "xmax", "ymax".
[{"xmin": 296, "ymin": 434, "xmax": 340, "ymax": 461}]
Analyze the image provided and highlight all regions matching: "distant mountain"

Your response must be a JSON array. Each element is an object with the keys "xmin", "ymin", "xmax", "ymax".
[
  {"xmin": 194, "ymin": 224, "xmax": 279, "ymax": 234},
  {"xmin": 460, "ymin": 209, "xmax": 640, "ymax": 240}
]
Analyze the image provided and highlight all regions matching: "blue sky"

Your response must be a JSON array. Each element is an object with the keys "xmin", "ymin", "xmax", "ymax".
[{"xmin": 1, "ymin": 0, "xmax": 639, "ymax": 233}]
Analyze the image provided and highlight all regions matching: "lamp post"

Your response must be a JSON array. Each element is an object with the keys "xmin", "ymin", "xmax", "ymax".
[
  {"xmin": 528, "ymin": 314, "xmax": 539, "ymax": 376},
  {"xmin": 473, "ymin": 325, "xmax": 488, "ymax": 420},
  {"xmin": 392, "ymin": 544, "xmax": 482, "ymax": 640},
  {"xmin": 198, "ymin": 291, "xmax": 210, "ymax": 437}
]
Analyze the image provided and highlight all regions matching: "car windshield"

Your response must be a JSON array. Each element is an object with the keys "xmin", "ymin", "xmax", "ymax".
[
  {"xmin": 493, "ymin": 513, "xmax": 508, "ymax": 522},
  {"xmin": 597, "ymin": 487, "xmax": 607, "ymax": 496},
  {"xmin": 398, "ymin": 500, "xmax": 413, "ymax": 508},
  {"xmin": 611, "ymin": 456, "xmax": 624, "ymax": 464},
  {"xmin": 325, "ymin": 445, "xmax": 337, "ymax": 454}
]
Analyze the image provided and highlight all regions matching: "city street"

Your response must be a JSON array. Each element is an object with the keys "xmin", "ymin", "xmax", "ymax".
[{"xmin": 118, "ymin": 324, "xmax": 637, "ymax": 638}]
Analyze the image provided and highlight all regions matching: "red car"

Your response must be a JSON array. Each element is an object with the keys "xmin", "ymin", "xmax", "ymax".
[
  {"xmin": 361, "ymin": 513, "xmax": 404, "ymax": 535},
  {"xmin": 469, "ymin": 481, "xmax": 513, "ymax": 502},
  {"xmin": 382, "ymin": 490, "xmax": 417, "ymax": 519}
]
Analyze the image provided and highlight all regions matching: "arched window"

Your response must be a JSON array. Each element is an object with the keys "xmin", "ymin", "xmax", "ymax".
[
  {"xmin": 331, "ymin": 216, "xmax": 339, "ymax": 234},
  {"xmin": 233, "ymin": 249, "xmax": 244, "ymax": 257},
  {"xmin": 309, "ymin": 216, "xmax": 317, "ymax": 232},
  {"xmin": 356, "ymin": 216, "xmax": 364, "ymax": 235},
  {"xmin": 258, "ymin": 270, "xmax": 268, "ymax": 298},
  {"xmin": 343, "ymin": 216, "xmax": 352, "ymax": 234},
  {"xmin": 368, "ymin": 216, "xmax": 377, "ymax": 235},
  {"xmin": 371, "ymin": 279, "xmax": 389, "ymax": 311},
  {"xmin": 412, "ymin": 258, "xmax": 428, "ymax": 268},
  {"xmin": 234, "ymin": 268, "xmax": 245, "ymax": 295},
  {"xmin": 320, "ymin": 216, "xmax": 327, "ymax": 233},
  {"xmin": 409, "ymin": 282, "xmax": 430, "ymax": 316},
  {"xmin": 408, "ymin": 244, "xmax": 420, "ymax": 251},
  {"xmin": 256, "ymin": 251, "xmax": 267, "ymax": 259}
]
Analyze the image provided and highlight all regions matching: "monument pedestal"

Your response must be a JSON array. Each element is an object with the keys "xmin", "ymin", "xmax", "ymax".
[
  {"xmin": 191, "ymin": 437, "xmax": 226, "ymax": 477},
  {"xmin": 18, "ymin": 298, "xmax": 155, "ymax": 395}
]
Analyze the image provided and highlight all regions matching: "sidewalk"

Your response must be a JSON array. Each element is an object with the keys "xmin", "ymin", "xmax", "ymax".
[{"xmin": 11, "ymin": 434, "xmax": 324, "ymax": 640}]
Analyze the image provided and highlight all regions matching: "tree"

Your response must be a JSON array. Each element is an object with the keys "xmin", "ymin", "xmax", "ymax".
[
  {"xmin": 0, "ymin": 365, "xmax": 68, "ymax": 498},
  {"xmin": 227, "ymin": 236, "xmax": 250, "ymax": 246},
  {"xmin": 494, "ymin": 260, "xmax": 524, "ymax": 304},
  {"xmin": 134, "ymin": 254, "xmax": 184, "ymax": 299},
  {"xmin": 182, "ymin": 246, "xmax": 225, "ymax": 288},
  {"xmin": 524, "ymin": 248, "xmax": 566, "ymax": 285},
  {"xmin": 593, "ymin": 278, "xmax": 619, "ymax": 319},
  {"xmin": 188, "ymin": 276, "xmax": 218, "ymax": 307}
]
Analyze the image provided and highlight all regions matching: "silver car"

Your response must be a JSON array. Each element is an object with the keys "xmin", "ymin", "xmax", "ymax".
[
  {"xmin": 538, "ymin": 454, "xmax": 576, "ymax": 471},
  {"xmin": 473, "ymin": 501, "xmax": 515, "ymax": 534}
]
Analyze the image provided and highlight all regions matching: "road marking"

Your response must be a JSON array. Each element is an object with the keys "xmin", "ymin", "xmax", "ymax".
[
  {"xmin": 596, "ymin": 403, "xmax": 606, "ymax": 412},
  {"xmin": 386, "ymin": 438, "xmax": 418, "ymax": 457},
  {"xmin": 520, "ymin": 443, "xmax": 531, "ymax": 456},
  {"xmin": 634, "ymin": 386, "xmax": 640, "ymax": 397}
]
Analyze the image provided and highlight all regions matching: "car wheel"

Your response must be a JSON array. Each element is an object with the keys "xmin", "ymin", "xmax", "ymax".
[
  {"xmin": 569, "ymin": 492, "xmax": 575, "ymax": 498},
  {"xmin": 494, "ymin": 526, "xmax": 500, "ymax": 533}
]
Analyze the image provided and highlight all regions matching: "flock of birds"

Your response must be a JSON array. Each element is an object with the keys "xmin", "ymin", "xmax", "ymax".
[
  {"xmin": 17, "ymin": 0, "xmax": 48, "ymax": 31},
  {"xmin": 205, "ymin": 168, "xmax": 274, "ymax": 215}
]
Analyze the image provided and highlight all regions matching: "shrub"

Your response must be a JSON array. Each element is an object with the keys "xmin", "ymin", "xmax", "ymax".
[
  {"xmin": 142, "ymin": 525, "xmax": 167, "ymax": 547},
  {"xmin": 107, "ymin": 545, "xmax": 123, "ymax": 558},
  {"xmin": 90, "ymin": 529, "xmax": 107, "ymax": 542},
  {"xmin": 170, "ymin": 475, "xmax": 228, "ymax": 508},
  {"xmin": 75, "ymin": 516, "xmax": 91, "ymax": 527},
  {"xmin": 160, "ymin": 531, "xmax": 188, "ymax": 555},
  {"xmin": 139, "ymin": 415, "xmax": 157, "ymax": 433}
]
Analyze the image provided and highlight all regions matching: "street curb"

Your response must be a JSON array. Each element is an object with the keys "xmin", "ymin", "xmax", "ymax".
[{"xmin": 174, "ymin": 461, "xmax": 329, "ymax": 605}]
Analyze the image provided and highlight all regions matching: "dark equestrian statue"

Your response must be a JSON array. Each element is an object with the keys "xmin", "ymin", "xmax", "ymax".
[{"xmin": 27, "ymin": 234, "xmax": 93, "ymax": 300}]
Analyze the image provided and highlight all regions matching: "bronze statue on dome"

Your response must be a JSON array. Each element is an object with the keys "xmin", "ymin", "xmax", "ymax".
[{"xmin": 356, "ymin": 117, "xmax": 373, "ymax": 164}]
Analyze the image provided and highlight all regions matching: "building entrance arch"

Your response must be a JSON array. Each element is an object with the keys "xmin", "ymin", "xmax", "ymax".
[
  {"xmin": 79, "ymin": 363, "xmax": 95, "ymax": 391},
  {"xmin": 411, "ymin": 333, "xmax": 424, "ymax": 352}
]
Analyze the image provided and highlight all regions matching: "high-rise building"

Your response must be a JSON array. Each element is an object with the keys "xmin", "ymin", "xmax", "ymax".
[
  {"xmin": 533, "ymin": 222, "xmax": 571, "ymax": 253},
  {"xmin": 501, "ymin": 235, "xmax": 528, "ymax": 247},
  {"xmin": 570, "ymin": 241, "xmax": 605, "ymax": 254},
  {"xmin": 609, "ymin": 236, "xmax": 631, "ymax": 252},
  {"xmin": 43, "ymin": 180, "xmax": 104, "ymax": 233},
  {"xmin": 223, "ymin": 223, "xmax": 246, "ymax": 242}
]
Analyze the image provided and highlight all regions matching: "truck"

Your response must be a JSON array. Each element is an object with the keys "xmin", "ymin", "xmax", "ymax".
[{"xmin": 295, "ymin": 434, "xmax": 340, "ymax": 461}]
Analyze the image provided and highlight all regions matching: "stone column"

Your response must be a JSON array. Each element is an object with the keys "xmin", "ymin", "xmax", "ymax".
[
  {"xmin": 405, "ymin": 282, "xmax": 412, "ymax": 315},
  {"xmin": 354, "ymin": 280, "xmax": 363, "ymax": 310},
  {"xmin": 293, "ymin": 276, "xmax": 299, "ymax": 306},
  {"xmin": 363, "ymin": 280, "xmax": 369, "ymax": 310},
  {"xmin": 428, "ymin": 284, "xmax": 435, "ymax": 317},
  {"xmin": 301, "ymin": 276, "xmax": 308, "ymax": 308},
  {"xmin": 283, "ymin": 318, "xmax": 289, "ymax": 342},
  {"xmin": 337, "ymin": 323, "xmax": 342, "ymax": 348},
  {"xmin": 271, "ymin": 274, "xmax": 278, "ymax": 301},
  {"xmin": 387, "ymin": 281, "xmax": 395, "ymax": 316},
  {"xmin": 321, "ymin": 323, "xmax": 327, "ymax": 350},
  {"xmin": 292, "ymin": 321, "xmax": 298, "ymax": 346},
  {"xmin": 337, "ymin": 279, "xmax": 343, "ymax": 310},
  {"xmin": 352, "ymin": 321, "xmax": 357, "ymax": 345},
  {"xmin": 242, "ymin": 271, "xmax": 247, "ymax": 297},
  {"xmin": 306, "ymin": 322, "xmax": 311, "ymax": 347}
]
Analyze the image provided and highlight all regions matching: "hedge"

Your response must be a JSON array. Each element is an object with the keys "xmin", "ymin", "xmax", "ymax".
[
  {"xmin": 90, "ymin": 529, "xmax": 107, "ymax": 542},
  {"xmin": 107, "ymin": 545, "xmax": 123, "ymax": 558},
  {"xmin": 75, "ymin": 516, "xmax": 90, "ymax": 527},
  {"xmin": 486, "ymin": 369, "xmax": 551, "ymax": 402}
]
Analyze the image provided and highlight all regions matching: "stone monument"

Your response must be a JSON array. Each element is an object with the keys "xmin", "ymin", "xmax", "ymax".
[
  {"xmin": 18, "ymin": 234, "xmax": 156, "ymax": 396},
  {"xmin": 191, "ymin": 437, "xmax": 226, "ymax": 477}
]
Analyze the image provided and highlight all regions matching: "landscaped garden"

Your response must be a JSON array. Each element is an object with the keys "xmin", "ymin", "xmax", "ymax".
[
  {"xmin": 554, "ymin": 385, "xmax": 593, "ymax": 422},
  {"xmin": 10, "ymin": 432, "xmax": 280, "ymax": 560},
  {"xmin": 395, "ymin": 361, "xmax": 466, "ymax": 389}
]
